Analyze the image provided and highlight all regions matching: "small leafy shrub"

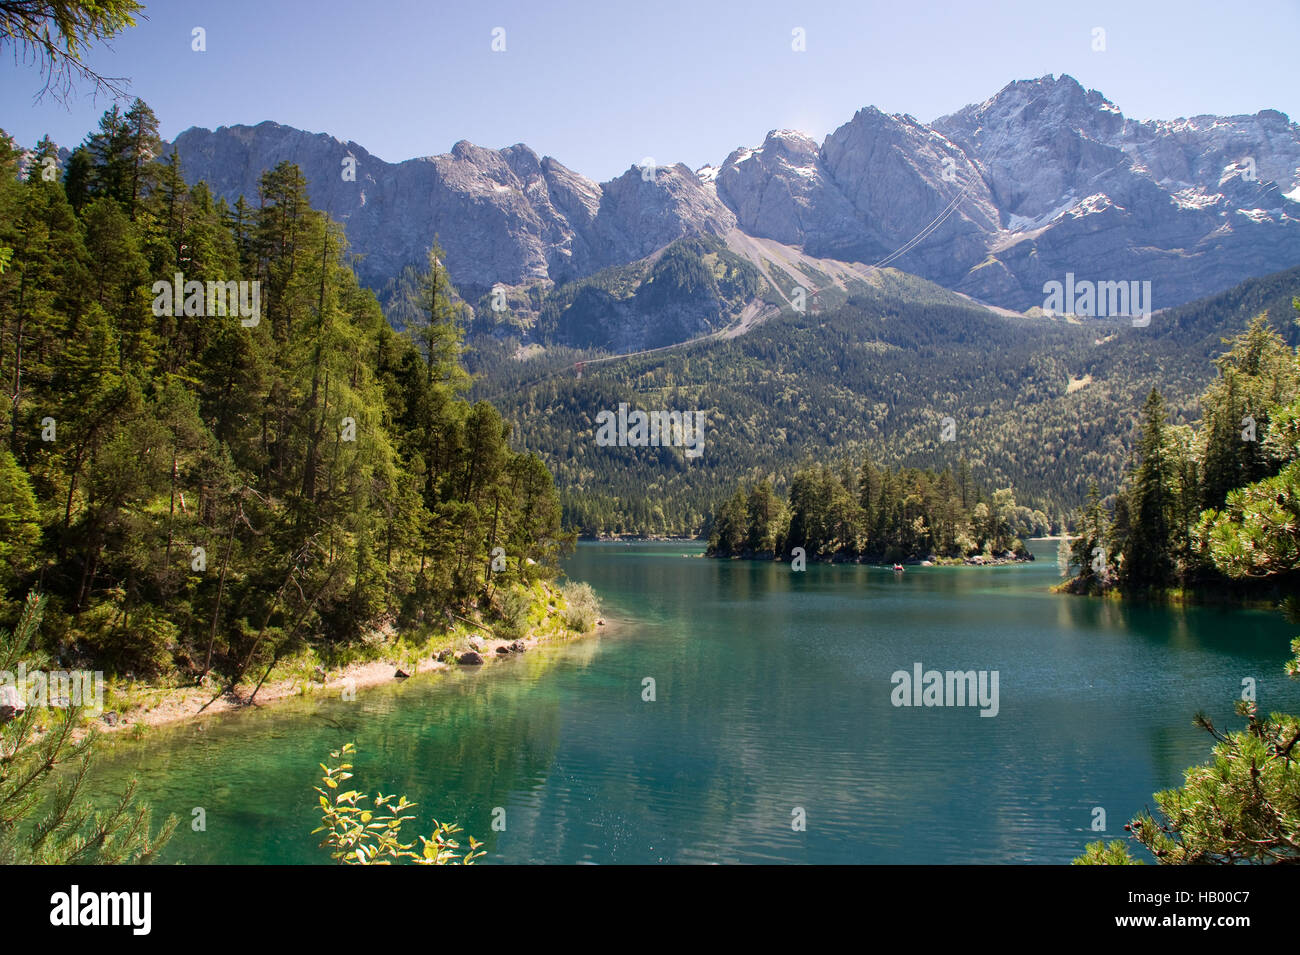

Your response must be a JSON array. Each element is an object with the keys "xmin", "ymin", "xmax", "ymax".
[
  {"xmin": 313, "ymin": 743, "xmax": 484, "ymax": 865},
  {"xmin": 560, "ymin": 581, "xmax": 599, "ymax": 632},
  {"xmin": 497, "ymin": 587, "xmax": 532, "ymax": 638}
]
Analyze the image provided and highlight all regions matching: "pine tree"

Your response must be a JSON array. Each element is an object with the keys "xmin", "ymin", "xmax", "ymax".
[
  {"xmin": 85, "ymin": 103, "xmax": 129, "ymax": 203},
  {"xmin": 120, "ymin": 98, "xmax": 161, "ymax": 219},
  {"xmin": 738, "ymin": 482, "xmax": 770, "ymax": 554},
  {"xmin": 1122, "ymin": 389, "xmax": 1174, "ymax": 588},
  {"xmin": 0, "ymin": 593, "xmax": 175, "ymax": 863},
  {"xmin": 415, "ymin": 238, "xmax": 469, "ymax": 391}
]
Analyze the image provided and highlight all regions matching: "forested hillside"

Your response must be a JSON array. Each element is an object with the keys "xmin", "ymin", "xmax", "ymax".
[
  {"xmin": 0, "ymin": 101, "xmax": 571, "ymax": 682},
  {"xmin": 1064, "ymin": 306, "xmax": 1300, "ymax": 599},
  {"xmin": 470, "ymin": 265, "xmax": 1300, "ymax": 537}
]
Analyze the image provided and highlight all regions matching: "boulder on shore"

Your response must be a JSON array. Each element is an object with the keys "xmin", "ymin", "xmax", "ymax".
[
  {"xmin": 457, "ymin": 650, "xmax": 484, "ymax": 666},
  {"xmin": 0, "ymin": 684, "xmax": 25, "ymax": 723}
]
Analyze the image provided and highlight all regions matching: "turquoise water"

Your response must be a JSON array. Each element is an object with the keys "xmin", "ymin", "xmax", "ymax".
[{"xmin": 91, "ymin": 540, "xmax": 1300, "ymax": 864}]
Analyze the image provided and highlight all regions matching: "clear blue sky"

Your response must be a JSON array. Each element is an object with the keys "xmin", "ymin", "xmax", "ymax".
[{"xmin": 2, "ymin": 0, "xmax": 1297, "ymax": 182}]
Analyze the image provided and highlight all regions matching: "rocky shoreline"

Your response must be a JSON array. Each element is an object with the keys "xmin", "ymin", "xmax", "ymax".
[{"xmin": 80, "ymin": 614, "xmax": 610, "ymax": 741}]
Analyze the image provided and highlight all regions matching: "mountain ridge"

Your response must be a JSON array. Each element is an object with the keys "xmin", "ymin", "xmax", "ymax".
[{"xmin": 170, "ymin": 73, "xmax": 1300, "ymax": 325}]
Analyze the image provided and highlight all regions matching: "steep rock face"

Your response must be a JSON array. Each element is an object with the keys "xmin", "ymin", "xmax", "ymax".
[
  {"xmin": 172, "ymin": 124, "xmax": 733, "ymax": 294},
  {"xmin": 1119, "ymin": 108, "xmax": 1300, "ymax": 198},
  {"xmin": 714, "ymin": 129, "xmax": 860, "ymax": 249},
  {"xmin": 934, "ymin": 74, "xmax": 1131, "ymax": 220},
  {"xmin": 174, "ymin": 123, "xmax": 616, "ymax": 292},
  {"xmin": 926, "ymin": 75, "xmax": 1300, "ymax": 307},
  {"xmin": 589, "ymin": 163, "xmax": 736, "ymax": 270},
  {"xmin": 172, "ymin": 73, "xmax": 1300, "ymax": 317},
  {"xmin": 536, "ymin": 154, "xmax": 603, "ymax": 283},
  {"xmin": 816, "ymin": 107, "xmax": 998, "ymax": 277}
]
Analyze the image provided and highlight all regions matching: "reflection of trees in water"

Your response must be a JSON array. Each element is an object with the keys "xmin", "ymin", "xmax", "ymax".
[
  {"xmin": 358, "ymin": 667, "xmax": 568, "ymax": 860},
  {"xmin": 81, "ymin": 663, "xmax": 569, "ymax": 863}
]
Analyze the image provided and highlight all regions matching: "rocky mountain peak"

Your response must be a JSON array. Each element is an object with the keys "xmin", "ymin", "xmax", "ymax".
[{"xmin": 171, "ymin": 74, "xmax": 1300, "ymax": 315}]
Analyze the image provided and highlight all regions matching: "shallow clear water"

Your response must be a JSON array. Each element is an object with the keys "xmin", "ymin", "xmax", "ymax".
[{"xmin": 90, "ymin": 540, "xmax": 1300, "ymax": 864}]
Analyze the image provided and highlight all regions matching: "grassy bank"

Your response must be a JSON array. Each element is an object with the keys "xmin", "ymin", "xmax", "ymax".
[{"xmin": 46, "ymin": 579, "xmax": 603, "ymax": 743}]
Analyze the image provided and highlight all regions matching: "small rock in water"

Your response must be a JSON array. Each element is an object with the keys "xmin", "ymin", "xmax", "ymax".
[
  {"xmin": 457, "ymin": 650, "xmax": 484, "ymax": 666},
  {"xmin": 510, "ymin": 640, "xmax": 526, "ymax": 653},
  {"xmin": 496, "ymin": 645, "xmax": 510, "ymax": 655},
  {"xmin": 596, "ymin": 619, "xmax": 606, "ymax": 627},
  {"xmin": 394, "ymin": 668, "xmax": 410, "ymax": 679}
]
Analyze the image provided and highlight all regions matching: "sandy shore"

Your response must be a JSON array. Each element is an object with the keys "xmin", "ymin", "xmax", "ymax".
[{"xmin": 87, "ymin": 618, "xmax": 612, "ymax": 738}]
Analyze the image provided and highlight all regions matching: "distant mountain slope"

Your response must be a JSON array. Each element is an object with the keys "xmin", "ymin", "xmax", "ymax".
[
  {"xmin": 467, "ymin": 264, "xmax": 1300, "ymax": 536},
  {"xmin": 173, "ymin": 74, "xmax": 1300, "ymax": 335}
]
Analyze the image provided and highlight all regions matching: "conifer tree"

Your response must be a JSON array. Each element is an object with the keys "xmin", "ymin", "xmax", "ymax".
[{"xmin": 1121, "ymin": 389, "xmax": 1174, "ymax": 588}]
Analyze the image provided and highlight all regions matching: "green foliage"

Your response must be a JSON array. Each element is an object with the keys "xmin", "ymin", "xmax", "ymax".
[
  {"xmin": 1131, "ymin": 702, "xmax": 1300, "ymax": 863},
  {"xmin": 0, "ymin": 0, "xmax": 143, "ymax": 102},
  {"xmin": 707, "ymin": 460, "xmax": 1038, "ymax": 562},
  {"xmin": 521, "ymin": 235, "xmax": 766, "ymax": 350},
  {"xmin": 1196, "ymin": 461, "xmax": 1300, "ymax": 579},
  {"xmin": 1063, "ymin": 310, "xmax": 1300, "ymax": 595},
  {"xmin": 313, "ymin": 742, "xmax": 485, "ymax": 865},
  {"xmin": 0, "ymin": 104, "xmax": 572, "ymax": 689},
  {"xmin": 496, "ymin": 585, "xmax": 532, "ymax": 639},
  {"xmin": 0, "ymin": 592, "xmax": 176, "ymax": 863},
  {"xmin": 471, "ymin": 262, "xmax": 1300, "ymax": 539},
  {"xmin": 559, "ymin": 580, "xmax": 600, "ymax": 632},
  {"xmin": 1076, "ymin": 698, "xmax": 1300, "ymax": 865},
  {"xmin": 1121, "ymin": 389, "xmax": 1177, "ymax": 587},
  {"xmin": 1070, "ymin": 306, "xmax": 1300, "ymax": 867},
  {"xmin": 1072, "ymin": 839, "xmax": 1142, "ymax": 865},
  {"xmin": 0, "ymin": 448, "xmax": 39, "ymax": 588},
  {"xmin": 1199, "ymin": 316, "xmax": 1300, "ymax": 510}
]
